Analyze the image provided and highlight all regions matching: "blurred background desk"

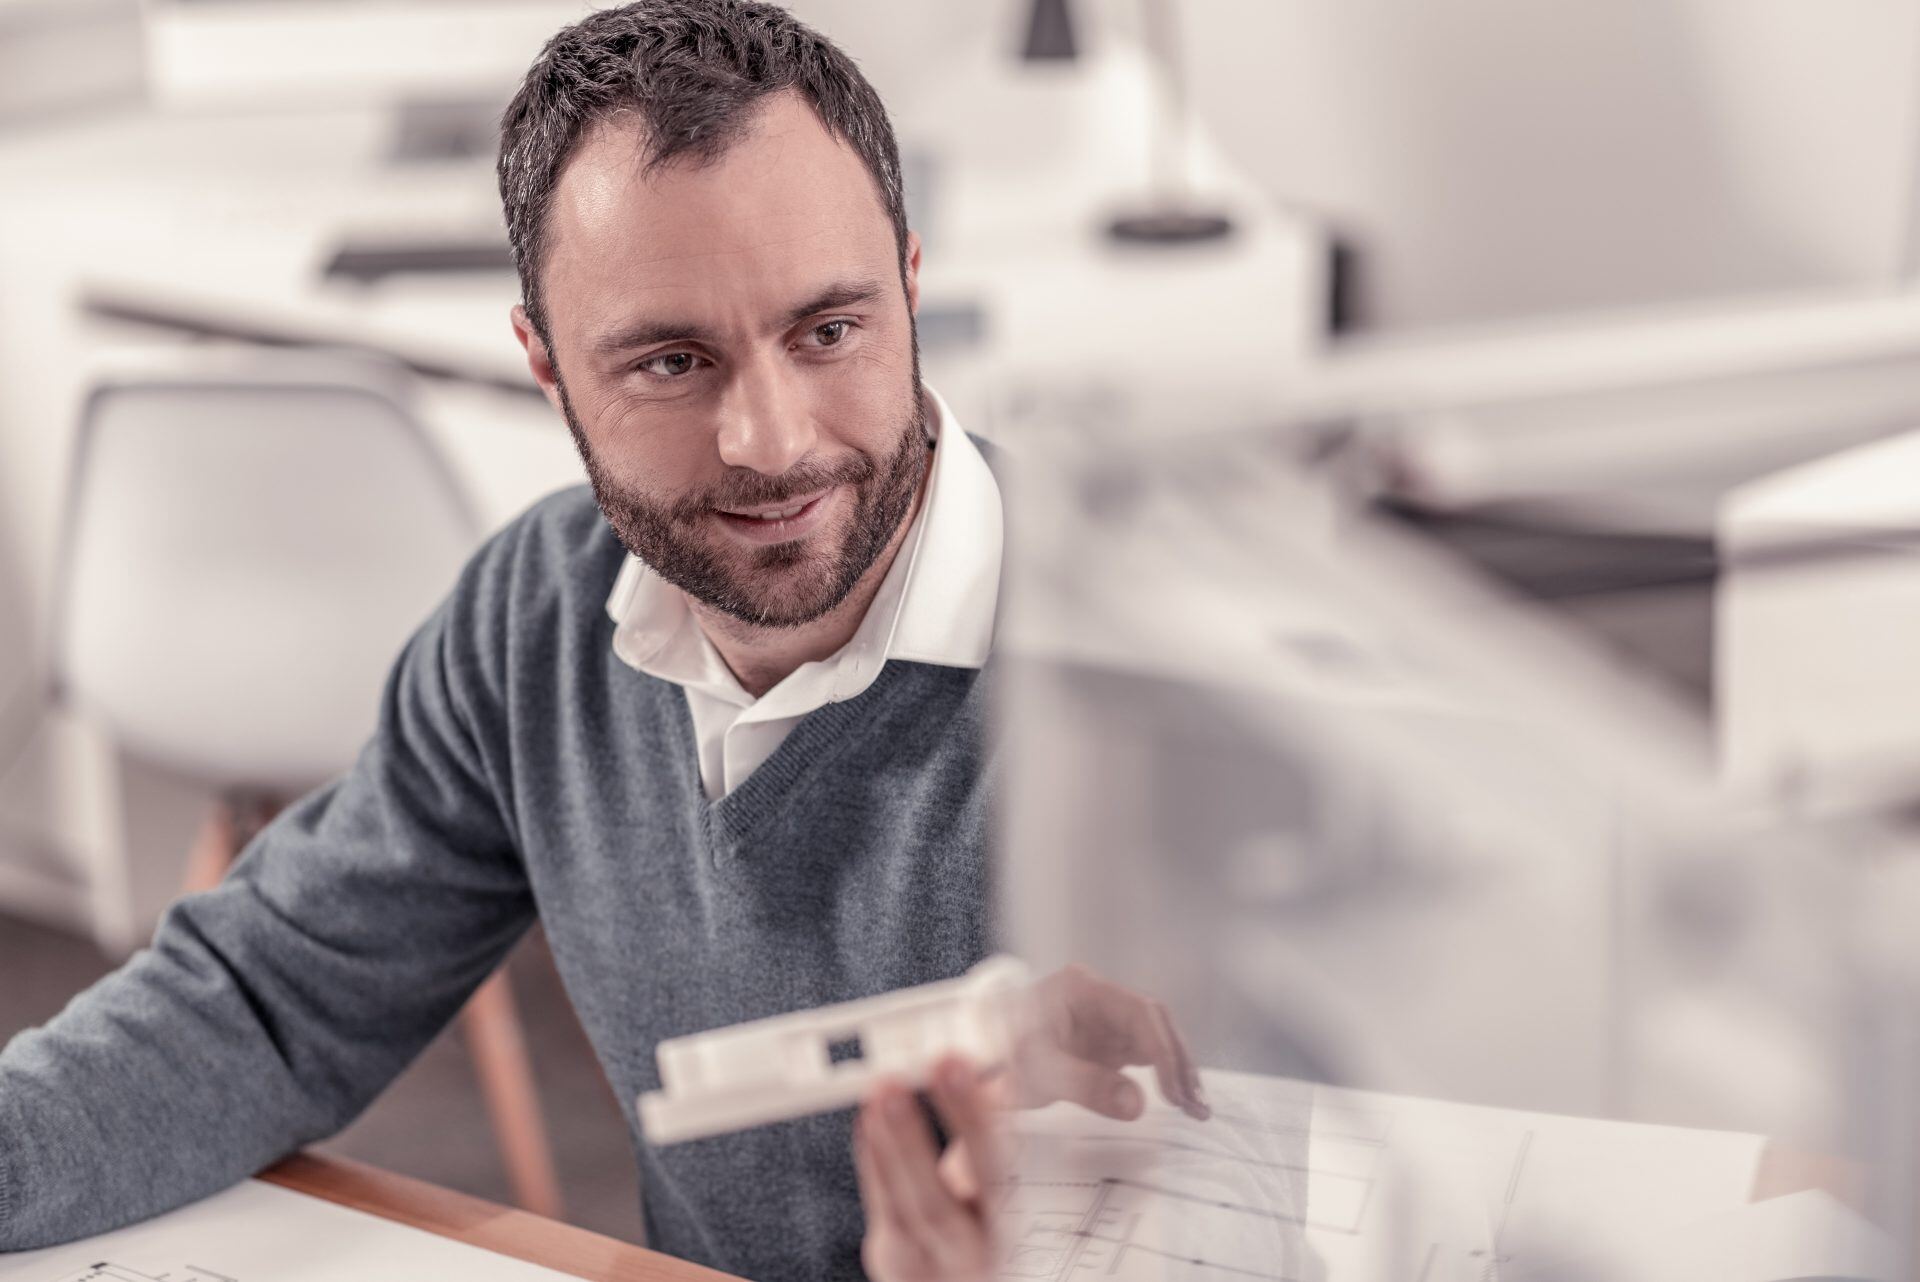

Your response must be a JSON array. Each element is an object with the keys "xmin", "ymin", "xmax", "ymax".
[{"xmin": 0, "ymin": 4, "xmax": 1325, "ymax": 954}]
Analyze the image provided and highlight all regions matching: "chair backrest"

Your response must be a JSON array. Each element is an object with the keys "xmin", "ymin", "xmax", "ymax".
[{"xmin": 54, "ymin": 348, "xmax": 480, "ymax": 793}]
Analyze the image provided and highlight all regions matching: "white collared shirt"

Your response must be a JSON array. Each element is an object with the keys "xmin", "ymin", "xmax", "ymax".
[{"xmin": 602, "ymin": 387, "xmax": 1003, "ymax": 801}]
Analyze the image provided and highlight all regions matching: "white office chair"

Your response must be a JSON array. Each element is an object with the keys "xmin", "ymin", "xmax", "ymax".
[{"xmin": 52, "ymin": 347, "xmax": 564, "ymax": 1218}]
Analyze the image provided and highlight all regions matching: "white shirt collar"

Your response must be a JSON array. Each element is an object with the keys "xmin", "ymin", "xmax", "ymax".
[{"xmin": 603, "ymin": 385, "xmax": 1003, "ymax": 720}]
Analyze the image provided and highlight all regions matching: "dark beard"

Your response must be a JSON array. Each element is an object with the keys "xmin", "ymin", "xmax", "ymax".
[{"xmin": 559, "ymin": 380, "xmax": 930, "ymax": 629}]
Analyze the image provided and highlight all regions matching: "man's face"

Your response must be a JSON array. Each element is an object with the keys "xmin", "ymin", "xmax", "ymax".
[{"xmin": 517, "ymin": 92, "xmax": 924, "ymax": 628}]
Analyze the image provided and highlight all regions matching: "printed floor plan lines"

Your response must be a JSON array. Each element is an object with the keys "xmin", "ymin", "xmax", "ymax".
[
  {"xmin": 1053, "ymin": 1132, "xmax": 1375, "ymax": 1232},
  {"xmin": 48, "ymin": 1266, "xmax": 237, "ymax": 1282},
  {"xmin": 991, "ymin": 1066, "xmax": 1764, "ymax": 1281},
  {"xmin": 998, "ymin": 1175, "xmax": 1304, "ymax": 1281}
]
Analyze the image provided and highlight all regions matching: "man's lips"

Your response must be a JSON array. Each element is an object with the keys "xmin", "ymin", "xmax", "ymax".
[
  {"xmin": 711, "ymin": 487, "xmax": 836, "ymax": 544},
  {"xmin": 714, "ymin": 488, "xmax": 832, "ymax": 519}
]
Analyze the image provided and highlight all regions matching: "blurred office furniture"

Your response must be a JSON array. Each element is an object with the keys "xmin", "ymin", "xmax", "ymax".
[
  {"xmin": 67, "ymin": 28, "xmax": 1327, "ymax": 421},
  {"xmin": 49, "ymin": 348, "xmax": 564, "ymax": 1220},
  {"xmin": 0, "ymin": 92, "xmax": 583, "ymax": 939},
  {"xmin": 1717, "ymin": 428, "xmax": 1920, "ymax": 812},
  {"xmin": 1021, "ymin": 0, "xmax": 1078, "ymax": 62},
  {"xmin": 322, "ymin": 237, "xmax": 515, "ymax": 285},
  {"xmin": 1256, "ymin": 291, "xmax": 1920, "ymax": 534},
  {"xmin": 141, "ymin": 1, "xmax": 587, "ymax": 109},
  {"xmin": 1104, "ymin": 0, "xmax": 1234, "ymax": 246},
  {"xmin": 1232, "ymin": 293, "xmax": 1920, "ymax": 789},
  {"xmin": 121, "ymin": 0, "xmax": 1920, "ymax": 342}
]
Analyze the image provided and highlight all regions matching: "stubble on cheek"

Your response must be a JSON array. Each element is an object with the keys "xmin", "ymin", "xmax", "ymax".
[{"xmin": 556, "ymin": 372, "xmax": 927, "ymax": 628}]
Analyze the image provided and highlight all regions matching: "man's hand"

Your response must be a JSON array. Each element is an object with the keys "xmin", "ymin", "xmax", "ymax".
[
  {"xmin": 854, "ymin": 964, "xmax": 1207, "ymax": 1281},
  {"xmin": 856, "ymin": 1057, "xmax": 999, "ymax": 1282},
  {"xmin": 1010, "ymin": 963, "xmax": 1209, "ymax": 1123}
]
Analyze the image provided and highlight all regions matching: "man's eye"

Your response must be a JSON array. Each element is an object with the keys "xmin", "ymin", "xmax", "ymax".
[
  {"xmin": 809, "ymin": 320, "xmax": 851, "ymax": 347},
  {"xmin": 638, "ymin": 352, "xmax": 699, "ymax": 377}
]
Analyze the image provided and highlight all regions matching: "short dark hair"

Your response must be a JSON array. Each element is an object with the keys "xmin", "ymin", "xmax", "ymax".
[{"xmin": 497, "ymin": 0, "xmax": 909, "ymax": 342}]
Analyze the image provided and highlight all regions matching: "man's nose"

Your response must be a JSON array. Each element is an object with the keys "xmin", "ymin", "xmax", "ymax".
[{"xmin": 715, "ymin": 353, "xmax": 816, "ymax": 476}]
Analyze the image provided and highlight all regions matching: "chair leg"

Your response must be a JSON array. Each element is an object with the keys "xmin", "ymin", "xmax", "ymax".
[
  {"xmin": 461, "ymin": 969, "xmax": 566, "ymax": 1219},
  {"xmin": 183, "ymin": 798, "xmax": 563, "ymax": 1219},
  {"xmin": 182, "ymin": 794, "xmax": 282, "ymax": 894},
  {"xmin": 181, "ymin": 802, "xmax": 241, "ymax": 894}
]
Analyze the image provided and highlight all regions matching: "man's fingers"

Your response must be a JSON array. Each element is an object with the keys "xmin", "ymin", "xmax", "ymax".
[
  {"xmin": 1103, "ymin": 986, "xmax": 1204, "ymax": 1119},
  {"xmin": 863, "ymin": 1084, "xmax": 973, "ymax": 1251},
  {"xmin": 1146, "ymin": 1001, "xmax": 1209, "ymax": 1120},
  {"xmin": 929, "ymin": 1055, "xmax": 1003, "ymax": 1195},
  {"xmin": 1130, "ymin": 1002, "xmax": 1187, "ymax": 1116},
  {"xmin": 853, "ymin": 1108, "xmax": 897, "ymax": 1231},
  {"xmin": 974, "ymin": 1065, "xmax": 1017, "ymax": 1113},
  {"xmin": 1030, "ymin": 965, "xmax": 1211, "ymax": 1121},
  {"xmin": 937, "ymin": 1139, "xmax": 978, "ymax": 1201},
  {"xmin": 1020, "ymin": 1049, "xmax": 1145, "ymax": 1120}
]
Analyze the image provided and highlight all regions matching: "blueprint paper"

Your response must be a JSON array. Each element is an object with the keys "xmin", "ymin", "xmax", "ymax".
[
  {"xmin": 996, "ymin": 1068, "xmax": 1768, "ymax": 1282},
  {"xmin": 0, "ymin": 1179, "xmax": 584, "ymax": 1282}
]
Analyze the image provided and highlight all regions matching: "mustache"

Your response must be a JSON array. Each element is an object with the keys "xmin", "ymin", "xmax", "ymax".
[{"xmin": 666, "ymin": 453, "xmax": 877, "ymax": 523}]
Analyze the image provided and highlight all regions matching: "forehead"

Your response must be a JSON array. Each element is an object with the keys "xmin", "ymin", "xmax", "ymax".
[{"xmin": 542, "ymin": 91, "xmax": 897, "ymax": 340}]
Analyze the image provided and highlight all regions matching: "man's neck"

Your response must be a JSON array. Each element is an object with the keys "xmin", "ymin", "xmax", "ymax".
[{"xmin": 691, "ymin": 445, "xmax": 932, "ymax": 699}]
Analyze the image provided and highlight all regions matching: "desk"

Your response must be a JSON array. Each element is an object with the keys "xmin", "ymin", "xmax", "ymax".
[
  {"xmin": 256, "ymin": 1145, "xmax": 1850, "ymax": 1282},
  {"xmin": 259, "ymin": 1152, "xmax": 740, "ymax": 1282}
]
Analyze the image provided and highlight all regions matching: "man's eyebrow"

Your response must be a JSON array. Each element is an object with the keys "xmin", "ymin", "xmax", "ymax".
[
  {"xmin": 590, "ymin": 317, "xmax": 721, "ymax": 356},
  {"xmin": 587, "ymin": 278, "xmax": 889, "ymax": 358},
  {"xmin": 777, "ymin": 279, "xmax": 887, "ymax": 330}
]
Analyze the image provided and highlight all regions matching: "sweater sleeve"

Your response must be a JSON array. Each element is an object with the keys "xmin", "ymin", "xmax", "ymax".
[{"xmin": 0, "ymin": 528, "xmax": 536, "ymax": 1250}]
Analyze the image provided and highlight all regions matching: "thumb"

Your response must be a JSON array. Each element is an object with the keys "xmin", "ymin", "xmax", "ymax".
[{"xmin": 1025, "ymin": 1056, "xmax": 1146, "ymax": 1120}]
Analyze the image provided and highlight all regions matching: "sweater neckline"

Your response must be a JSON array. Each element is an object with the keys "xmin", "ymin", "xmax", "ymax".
[{"xmin": 665, "ymin": 660, "xmax": 912, "ymax": 855}]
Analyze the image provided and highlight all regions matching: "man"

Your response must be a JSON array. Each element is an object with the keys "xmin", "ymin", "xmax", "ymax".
[{"xmin": 0, "ymin": 4, "xmax": 1204, "ymax": 1279}]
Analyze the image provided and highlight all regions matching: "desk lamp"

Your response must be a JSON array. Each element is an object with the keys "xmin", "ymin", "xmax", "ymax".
[
  {"xmin": 1022, "ymin": 0, "xmax": 1078, "ymax": 61},
  {"xmin": 1107, "ymin": 0, "xmax": 1235, "ymax": 245}
]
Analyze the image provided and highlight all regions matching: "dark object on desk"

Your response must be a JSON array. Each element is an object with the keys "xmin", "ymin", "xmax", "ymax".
[
  {"xmin": 1327, "ymin": 233, "xmax": 1362, "ymax": 334},
  {"xmin": 915, "ymin": 300, "xmax": 987, "ymax": 352},
  {"xmin": 1384, "ymin": 502, "xmax": 1719, "ymax": 600},
  {"xmin": 1382, "ymin": 500, "xmax": 1719, "ymax": 708},
  {"xmin": 1107, "ymin": 209, "xmax": 1235, "ymax": 244},
  {"xmin": 323, "ymin": 240, "xmax": 515, "ymax": 284},
  {"xmin": 389, "ymin": 99, "xmax": 505, "ymax": 164},
  {"xmin": 1022, "ymin": 0, "xmax": 1078, "ymax": 61}
]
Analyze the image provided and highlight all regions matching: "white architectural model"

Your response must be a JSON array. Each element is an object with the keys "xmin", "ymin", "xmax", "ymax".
[{"xmin": 637, "ymin": 956, "xmax": 1032, "ymax": 1146}]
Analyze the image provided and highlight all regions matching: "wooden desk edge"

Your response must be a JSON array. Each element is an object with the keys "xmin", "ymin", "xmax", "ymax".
[
  {"xmin": 262, "ymin": 1145, "xmax": 1871, "ymax": 1279},
  {"xmin": 258, "ymin": 1152, "xmax": 741, "ymax": 1282}
]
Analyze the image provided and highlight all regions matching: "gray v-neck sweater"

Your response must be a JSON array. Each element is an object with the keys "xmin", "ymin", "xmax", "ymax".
[{"xmin": 0, "ymin": 483, "xmax": 997, "ymax": 1281}]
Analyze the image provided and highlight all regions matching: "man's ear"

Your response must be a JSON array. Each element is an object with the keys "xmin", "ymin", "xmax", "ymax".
[
  {"xmin": 904, "ymin": 230, "xmax": 922, "ymax": 317},
  {"xmin": 510, "ymin": 304, "xmax": 567, "ymax": 417}
]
